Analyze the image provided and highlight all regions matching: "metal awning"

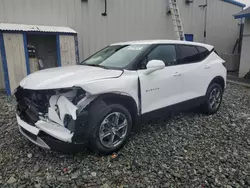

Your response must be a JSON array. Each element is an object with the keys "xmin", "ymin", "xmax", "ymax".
[
  {"xmin": 222, "ymin": 0, "xmax": 246, "ymax": 8},
  {"xmin": 0, "ymin": 23, "xmax": 77, "ymax": 34},
  {"xmin": 234, "ymin": 7, "xmax": 250, "ymax": 19}
]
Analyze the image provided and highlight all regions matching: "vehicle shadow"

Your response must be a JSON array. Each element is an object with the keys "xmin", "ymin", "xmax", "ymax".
[{"xmin": 22, "ymin": 107, "xmax": 208, "ymax": 160}]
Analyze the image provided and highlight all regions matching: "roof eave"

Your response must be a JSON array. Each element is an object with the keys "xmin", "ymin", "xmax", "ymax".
[
  {"xmin": 0, "ymin": 23, "xmax": 77, "ymax": 34},
  {"xmin": 234, "ymin": 13, "xmax": 250, "ymax": 19}
]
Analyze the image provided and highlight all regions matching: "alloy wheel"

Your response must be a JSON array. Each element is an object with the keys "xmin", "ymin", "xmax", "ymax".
[
  {"xmin": 209, "ymin": 87, "xmax": 221, "ymax": 110},
  {"xmin": 99, "ymin": 112, "xmax": 128, "ymax": 148}
]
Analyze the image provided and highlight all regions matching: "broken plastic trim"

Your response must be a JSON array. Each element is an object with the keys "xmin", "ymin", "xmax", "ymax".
[
  {"xmin": 46, "ymin": 87, "xmax": 96, "ymax": 131},
  {"xmin": 48, "ymin": 94, "xmax": 78, "ymax": 126}
]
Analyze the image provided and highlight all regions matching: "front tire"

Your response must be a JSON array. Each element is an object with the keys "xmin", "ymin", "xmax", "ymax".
[
  {"xmin": 202, "ymin": 83, "xmax": 223, "ymax": 115},
  {"xmin": 89, "ymin": 104, "xmax": 132, "ymax": 155}
]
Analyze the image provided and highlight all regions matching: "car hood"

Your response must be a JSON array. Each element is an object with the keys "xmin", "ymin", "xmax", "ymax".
[{"xmin": 20, "ymin": 65, "xmax": 123, "ymax": 90}]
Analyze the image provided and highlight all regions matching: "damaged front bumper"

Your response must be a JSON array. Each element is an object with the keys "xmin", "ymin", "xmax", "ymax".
[
  {"xmin": 16, "ymin": 114, "xmax": 88, "ymax": 152},
  {"xmin": 15, "ymin": 86, "xmax": 95, "ymax": 152}
]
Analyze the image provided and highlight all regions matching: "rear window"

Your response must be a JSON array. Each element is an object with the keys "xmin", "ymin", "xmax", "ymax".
[
  {"xmin": 177, "ymin": 45, "xmax": 200, "ymax": 64},
  {"xmin": 177, "ymin": 45, "xmax": 211, "ymax": 64}
]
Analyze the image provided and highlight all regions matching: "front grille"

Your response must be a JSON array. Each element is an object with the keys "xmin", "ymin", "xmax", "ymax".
[
  {"xmin": 15, "ymin": 87, "xmax": 54, "ymax": 112},
  {"xmin": 15, "ymin": 87, "xmax": 55, "ymax": 125},
  {"xmin": 15, "ymin": 87, "xmax": 85, "ymax": 127}
]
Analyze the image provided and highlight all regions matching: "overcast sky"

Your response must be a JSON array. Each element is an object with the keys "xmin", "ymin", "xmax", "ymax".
[{"xmin": 238, "ymin": 0, "xmax": 250, "ymax": 7}]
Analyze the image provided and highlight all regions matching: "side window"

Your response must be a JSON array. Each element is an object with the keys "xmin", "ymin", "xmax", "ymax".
[
  {"xmin": 196, "ymin": 46, "xmax": 210, "ymax": 60},
  {"xmin": 147, "ymin": 45, "xmax": 177, "ymax": 66},
  {"xmin": 177, "ymin": 45, "xmax": 200, "ymax": 64}
]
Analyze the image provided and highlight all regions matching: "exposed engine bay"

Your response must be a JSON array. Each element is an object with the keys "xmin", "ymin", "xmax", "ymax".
[{"xmin": 15, "ymin": 86, "xmax": 97, "ymax": 142}]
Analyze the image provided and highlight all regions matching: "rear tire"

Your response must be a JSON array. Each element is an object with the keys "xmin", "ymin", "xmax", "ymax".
[
  {"xmin": 202, "ymin": 83, "xmax": 223, "ymax": 115},
  {"xmin": 89, "ymin": 103, "xmax": 132, "ymax": 155}
]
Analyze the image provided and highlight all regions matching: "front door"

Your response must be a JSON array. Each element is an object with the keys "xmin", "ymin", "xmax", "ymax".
[{"xmin": 137, "ymin": 44, "xmax": 184, "ymax": 114}]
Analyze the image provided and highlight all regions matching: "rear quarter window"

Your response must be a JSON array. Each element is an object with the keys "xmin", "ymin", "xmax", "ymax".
[{"xmin": 196, "ymin": 46, "xmax": 210, "ymax": 61}]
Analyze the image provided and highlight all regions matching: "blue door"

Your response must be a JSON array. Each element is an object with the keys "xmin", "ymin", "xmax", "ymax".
[{"xmin": 185, "ymin": 34, "xmax": 194, "ymax": 42}]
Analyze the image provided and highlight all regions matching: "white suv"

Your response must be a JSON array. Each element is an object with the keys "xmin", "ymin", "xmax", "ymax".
[{"xmin": 15, "ymin": 40, "xmax": 226, "ymax": 154}]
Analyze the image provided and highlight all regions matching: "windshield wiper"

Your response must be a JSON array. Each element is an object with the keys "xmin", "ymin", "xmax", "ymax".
[{"xmin": 84, "ymin": 64, "xmax": 108, "ymax": 69}]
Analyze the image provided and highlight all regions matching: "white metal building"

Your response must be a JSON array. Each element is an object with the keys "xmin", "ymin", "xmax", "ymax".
[
  {"xmin": 0, "ymin": 0, "xmax": 246, "ymax": 94},
  {"xmin": 234, "ymin": 7, "xmax": 250, "ymax": 78}
]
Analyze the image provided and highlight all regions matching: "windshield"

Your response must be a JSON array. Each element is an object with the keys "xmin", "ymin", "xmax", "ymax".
[{"xmin": 81, "ymin": 44, "xmax": 149, "ymax": 68}]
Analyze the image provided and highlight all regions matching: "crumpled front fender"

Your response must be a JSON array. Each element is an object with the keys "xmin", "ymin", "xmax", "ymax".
[{"xmin": 72, "ymin": 99, "xmax": 112, "ymax": 142}]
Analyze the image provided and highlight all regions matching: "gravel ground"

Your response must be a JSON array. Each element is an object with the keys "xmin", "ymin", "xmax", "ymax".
[{"xmin": 0, "ymin": 83, "xmax": 250, "ymax": 188}]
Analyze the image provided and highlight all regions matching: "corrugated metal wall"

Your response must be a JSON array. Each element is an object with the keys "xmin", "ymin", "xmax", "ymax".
[
  {"xmin": 0, "ymin": 0, "xmax": 242, "ymax": 60},
  {"xmin": 206, "ymin": 0, "xmax": 241, "ymax": 54},
  {"xmin": 178, "ymin": 0, "xmax": 205, "ymax": 43},
  {"xmin": 0, "ymin": 0, "xmax": 83, "ymax": 57},
  {"xmin": 80, "ymin": 0, "xmax": 176, "ymax": 58},
  {"xmin": 178, "ymin": 0, "xmax": 242, "ymax": 54}
]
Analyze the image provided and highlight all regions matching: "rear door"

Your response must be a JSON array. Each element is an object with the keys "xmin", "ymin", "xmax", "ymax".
[{"xmin": 175, "ymin": 44, "xmax": 212, "ymax": 101}]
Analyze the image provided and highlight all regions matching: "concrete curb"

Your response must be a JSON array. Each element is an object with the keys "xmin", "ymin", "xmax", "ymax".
[{"xmin": 227, "ymin": 79, "xmax": 250, "ymax": 88}]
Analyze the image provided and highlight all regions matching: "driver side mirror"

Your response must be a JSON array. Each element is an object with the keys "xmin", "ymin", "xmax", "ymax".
[{"xmin": 144, "ymin": 60, "xmax": 165, "ymax": 75}]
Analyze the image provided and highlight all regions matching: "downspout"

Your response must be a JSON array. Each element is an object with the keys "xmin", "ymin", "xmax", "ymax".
[
  {"xmin": 102, "ymin": 0, "xmax": 107, "ymax": 16},
  {"xmin": 199, "ymin": 0, "xmax": 208, "ymax": 43},
  {"xmin": 238, "ymin": 18, "xmax": 244, "ymax": 54},
  {"xmin": 204, "ymin": 0, "xmax": 208, "ymax": 43},
  {"xmin": 56, "ymin": 34, "xmax": 62, "ymax": 67}
]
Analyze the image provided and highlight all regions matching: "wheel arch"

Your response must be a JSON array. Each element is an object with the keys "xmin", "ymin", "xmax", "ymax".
[
  {"xmin": 95, "ymin": 93, "xmax": 141, "ymax": 132},
  {"xmin": 208, "ymin": 76, "xmax": 225, "ymax": 92}
]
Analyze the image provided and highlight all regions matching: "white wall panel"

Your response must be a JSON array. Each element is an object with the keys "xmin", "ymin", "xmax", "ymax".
[
  {"xmin": 59, "ymin": 35, "xmax": 76, "ymax": 66},
  {"xmin": 239, "ymin": 35, "xmax": 250, "ymax": 77},
  {"xmin": 243, "ymin": 18, "xmax": 250, "ymax": 35},
  {"xmin": 3, "ymin": 33, "xmax": 27, "ymax": 93},
  {"xmin": 239, "ymin": 19, "xmax": 250, "ymax": 77}
]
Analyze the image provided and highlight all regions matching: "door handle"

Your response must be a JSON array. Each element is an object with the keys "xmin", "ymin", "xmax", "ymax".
[
  {"xmin": 204, "ymin": 65, "xmax": 210, "ymax": 69},
  {"xmin": 173, "ymin": 72, "xmax": 181, "ymax": 77}
]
